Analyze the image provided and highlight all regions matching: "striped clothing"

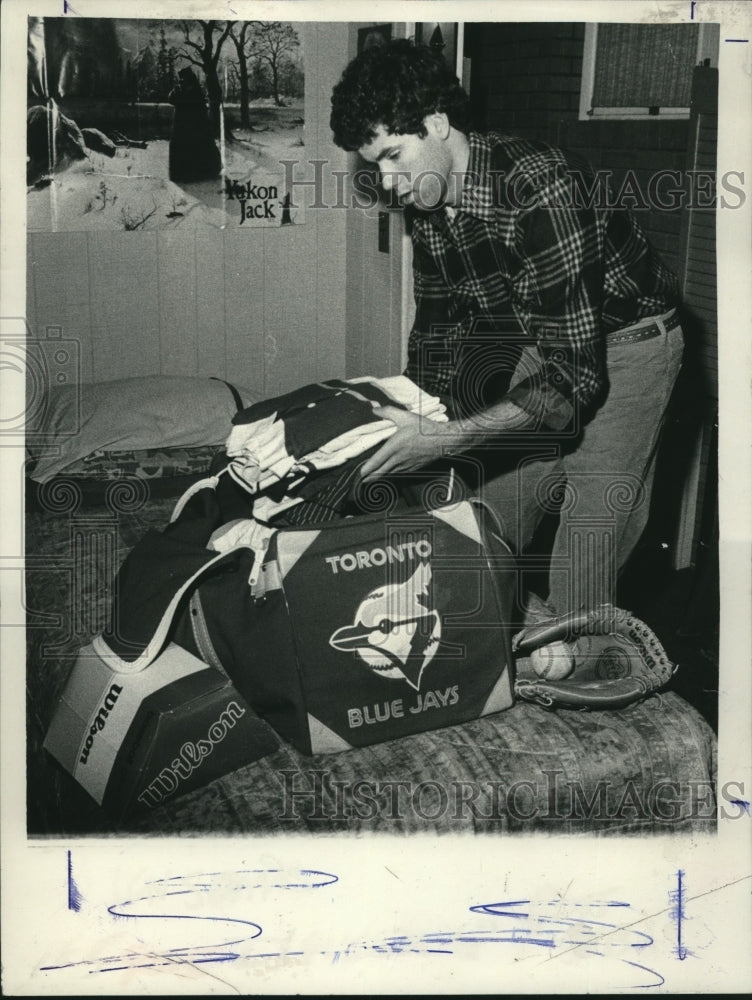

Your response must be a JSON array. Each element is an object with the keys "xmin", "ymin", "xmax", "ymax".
[
  {"xmin": 404, "ymin": 132, "xmax": 679, "ymax": 431},
  {"xmin": 224, "ymin": 376, "xmax": 447, "ymax": 523}
]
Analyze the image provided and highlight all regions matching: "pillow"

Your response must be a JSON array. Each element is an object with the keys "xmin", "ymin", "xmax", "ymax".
[{"xmin": 27, "ymin": 376, "xmax": 257, "ymax": 483}]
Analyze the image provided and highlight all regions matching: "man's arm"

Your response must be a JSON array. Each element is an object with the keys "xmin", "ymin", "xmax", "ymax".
[{"xmin": 359, "ymin": 397, "xmax": 535, "ymax": 480}]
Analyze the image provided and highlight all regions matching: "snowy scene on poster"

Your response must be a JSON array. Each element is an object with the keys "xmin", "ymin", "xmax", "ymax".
[{"xmin": 27, "ymin": 18, "xmax": 305, "ymax": 231}]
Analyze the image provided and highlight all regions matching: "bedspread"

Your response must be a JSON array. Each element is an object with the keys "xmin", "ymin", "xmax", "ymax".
[{"xmin": 25, "ymin": 493, "xmax": 717, "ymax": 836}]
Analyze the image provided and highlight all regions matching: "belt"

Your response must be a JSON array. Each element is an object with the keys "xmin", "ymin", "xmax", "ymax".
[{"xmin": 606, "ymin": 310, "xmax": 681, "ymax": 347}]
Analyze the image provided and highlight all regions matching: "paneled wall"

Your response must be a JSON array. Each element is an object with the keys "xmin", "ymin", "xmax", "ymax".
[
  {"xmin": 344, "ymin": 23, "xmax": 409, "ymax": 381},
  {"xmin": 26, "ymin": 22, "xmax": 349, "ymax": 397}
]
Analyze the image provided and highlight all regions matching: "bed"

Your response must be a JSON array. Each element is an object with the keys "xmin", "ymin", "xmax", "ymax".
[{"xmin": 25, "ymin": 378, "xmax": 718, "ymax": 836}]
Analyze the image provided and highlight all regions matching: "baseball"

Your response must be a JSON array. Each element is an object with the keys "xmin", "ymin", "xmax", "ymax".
[{"xmin": 529, "ymin": 641, "xmax": 575, "ymax": 680}]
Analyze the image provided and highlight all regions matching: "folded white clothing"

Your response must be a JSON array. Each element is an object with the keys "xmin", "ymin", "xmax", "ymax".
[
  {"xmin": 223, "ymin": 375, "xmax": 449, "ymax": 500},
  {"xmin": 302, "ymin": 424, "xmax": 397, "ymax": 471},
  {"xmin": 229, "ymin": 454, "xmax": 296, "ymax": 493},
  {"xmin": 252, "ymin": 494, "xmax": 304, "ymax": 523},
  {"xmin": 349, "ymin": 374, "xmax": 448, "ymax": 417},
  {"xmin": 225, "ymin": 412, "xmax": 278, "ymax": 460},
  {"xmin": 207, "ymin": 517, "xmax": 271, "ymax": 552}
]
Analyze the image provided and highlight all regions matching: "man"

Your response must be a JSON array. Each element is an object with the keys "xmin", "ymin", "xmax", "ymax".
[{"xmin": 330, "ymin": 39, "xmax": 683, "ymax": 617}]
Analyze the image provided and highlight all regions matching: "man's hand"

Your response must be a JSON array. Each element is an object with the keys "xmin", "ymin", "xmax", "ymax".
[
  {"xmin": 359, "ymin": 397, "xmax": 534, "ymax": 482},
  {"xmin": 359, "ymin": 406, "xmax": 458, "ymax": 481}
]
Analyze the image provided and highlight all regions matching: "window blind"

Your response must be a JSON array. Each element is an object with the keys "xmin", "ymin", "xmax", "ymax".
[{"xmin": 592, "ymin": 23, "xmax": 699, "ymax": 109}]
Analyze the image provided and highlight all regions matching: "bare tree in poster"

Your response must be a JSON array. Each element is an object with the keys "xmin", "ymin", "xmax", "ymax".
[
  {"xmin": 225, "ymin": 61, "xmax": 241, "ymax": 103},
  {"xmin": 156, "ymin": 25, "xmax": 177, "ymax": 101},
  {"xmin": 179, "ymin": 19, "xmax": 234, "ymax": 136},
  {"xmin": 228, "ymin": 21, "xmax": 253, "ymax": 128},
  {"xmin": 247, "ymin": 22, "xmax": 300, "ymax": 107}
]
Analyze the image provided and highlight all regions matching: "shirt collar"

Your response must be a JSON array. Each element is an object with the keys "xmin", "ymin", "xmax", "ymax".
[
  {"xmin": 457, "ymin": 132, "xmax": 495, "ymax": 221},
  {"xmin": 416, "ymin": 132, "xmax": 495, "ymax": 233}
]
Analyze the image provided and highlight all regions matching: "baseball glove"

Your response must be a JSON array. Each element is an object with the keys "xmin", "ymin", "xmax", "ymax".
[{"xmin": 512, "ymin": 604, "xmax": 677, "ymax": 709}]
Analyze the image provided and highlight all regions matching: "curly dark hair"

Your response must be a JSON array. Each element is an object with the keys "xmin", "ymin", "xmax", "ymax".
[{"xmin": 330, "ymin": 38, "xmax": 470, "ymax": 151}]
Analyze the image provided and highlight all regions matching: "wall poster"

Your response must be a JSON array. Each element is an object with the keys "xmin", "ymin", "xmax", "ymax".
[{"xmin": 27, "ymin": 17, "xmax": 305, "ymax": 231}]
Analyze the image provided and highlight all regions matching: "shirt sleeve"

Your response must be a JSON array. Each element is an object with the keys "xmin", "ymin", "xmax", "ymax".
[
  {"xmin": 502, "ymin": 163, "xmax": 608, "ymax": 433},
  {"xmin": 403, "ymin": 234, "xmax": 461, "ymax": 401}
]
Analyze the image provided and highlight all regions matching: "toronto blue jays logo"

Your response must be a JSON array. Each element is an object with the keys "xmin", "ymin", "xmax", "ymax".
[{"xmin": 328, "ymin": 562, "xmax": 441, "ymax": 690}]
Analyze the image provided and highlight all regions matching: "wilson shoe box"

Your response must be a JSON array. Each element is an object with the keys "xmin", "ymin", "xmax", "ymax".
[{"xmin": 44, "ymin": 642, "xmax": 278, "ymax": 819}]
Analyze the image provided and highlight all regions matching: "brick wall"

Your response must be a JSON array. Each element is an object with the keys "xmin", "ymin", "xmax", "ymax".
[
  {"xmin": 467, "ymin": 22, "xmax": 584, "ymax": 142},
  {"xmin": 465, "ymin": 22, "xmax": 690, "ymax": 278},
  {"xmin": 559, "ymin": 120, "xmax": 689, "ymax": 277}
]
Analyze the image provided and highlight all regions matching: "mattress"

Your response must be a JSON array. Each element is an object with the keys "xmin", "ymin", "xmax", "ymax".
[{"xmin": 25, "ymin": 492, "xmax": 717, "ymax": 836}]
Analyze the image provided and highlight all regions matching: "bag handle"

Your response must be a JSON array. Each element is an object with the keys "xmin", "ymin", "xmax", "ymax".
[{"xmin": 466, "ymin": 494, "xmax": 509, "ymax": 547}]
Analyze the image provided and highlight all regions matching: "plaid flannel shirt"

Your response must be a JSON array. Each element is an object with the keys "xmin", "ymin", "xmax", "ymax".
[{"xmin": 404, "ymin": 132, "xmax": 679, "ymax": 431}]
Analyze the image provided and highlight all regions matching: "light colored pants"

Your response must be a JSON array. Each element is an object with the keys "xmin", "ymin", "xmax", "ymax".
[{"xmin": 481, "ymin": 316, "xmax": 684, "ymax": 616}]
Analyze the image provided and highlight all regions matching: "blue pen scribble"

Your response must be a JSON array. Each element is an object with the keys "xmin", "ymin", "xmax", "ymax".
[
  {"xmin": 669, "ymin": 870, "xmax": 689, "ymax": 960},
  {"xmin": 67, "ymin": 850, "xmax": 82, "ymax": 913},
  {"xmin": 289, "ymin": 901, "xmax": 661, "ymax": 986},
  {"xmin": 730, "ymin": 799, "xmax": 751, "ymax": 815},
  {"xmin": 619, "ymin": 960, "xmax": 666, "ymax": 988},
  {"xmin": 42, "ymin": 861, "xmax": 665, "ymax": 988},
  {"xmin": 460, "ymin": 898, "xmax": 661, "ymax": 986},
  {"xmin": 40, "ymin": 867, "xmax": 338, "ymax": 975}
]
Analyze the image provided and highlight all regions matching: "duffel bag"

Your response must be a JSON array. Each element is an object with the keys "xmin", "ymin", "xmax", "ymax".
[{"xmin": 96, "ymin": 477, "xmax": 518, "ymax": 755}]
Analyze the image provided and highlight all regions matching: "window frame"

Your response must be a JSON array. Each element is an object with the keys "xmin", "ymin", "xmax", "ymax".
[{"xmin": 579, "ymin": 21, "xmax": 719, "ymax": 121}]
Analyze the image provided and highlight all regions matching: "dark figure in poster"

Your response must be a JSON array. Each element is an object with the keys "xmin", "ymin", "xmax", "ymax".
[
  {"xmin": 280, "ymin": 192, "xmax": 293, "ymax": 224},
  {"xmin": 168, "ymin": 68, "xmax": 221, "ymax": 183}
]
